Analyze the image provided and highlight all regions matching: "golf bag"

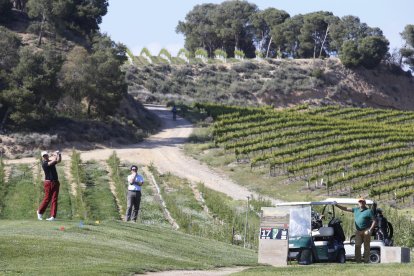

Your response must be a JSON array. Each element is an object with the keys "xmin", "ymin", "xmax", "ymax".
[{"xmin": 328, "ymin": 217, "xmax": 346, "ymax": 243}]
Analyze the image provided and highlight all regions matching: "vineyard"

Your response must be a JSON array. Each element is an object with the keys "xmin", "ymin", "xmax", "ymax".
[{"xmin": 198, "ymin": 103, "xmax": 414, "ymax": 206}]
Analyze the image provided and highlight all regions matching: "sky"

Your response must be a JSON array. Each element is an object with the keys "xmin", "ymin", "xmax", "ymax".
[{"xmin": 100, "ymin": 0, "xmax": 414, "ymax": 56}]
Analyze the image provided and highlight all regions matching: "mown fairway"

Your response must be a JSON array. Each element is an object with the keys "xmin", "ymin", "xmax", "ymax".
[
  {"xmin": 0, "ymin": 220, "xmax": 257, "ymax": 275},
  {"xmin": 234, "ymin": 262, "xmax": 414, "ymax": 276}
]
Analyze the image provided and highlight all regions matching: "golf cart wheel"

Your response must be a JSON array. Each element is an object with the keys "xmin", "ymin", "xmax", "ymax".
[
  {"xmin": 298, "ymin": 249, "xmax": 314, "ymax": 265},
  {"xmin": 369, "ymin": 250, "xmax": 380, "ymax": 264},
  {"xmin": 337, "ymin": 249, "xmax": 346, "ymax": 263}
]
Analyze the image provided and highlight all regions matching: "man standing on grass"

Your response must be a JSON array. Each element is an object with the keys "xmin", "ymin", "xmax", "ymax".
[
  {"xmin": 37, "ymin": 150, "xmax": 62, "ymax": 221},
  {"xmin": 336, "ymin": 197, "xmax": 376, "ymax": 263},
  {"xmin": 125, "ymin": 165, "xmax": 143, "ymax": 222}
]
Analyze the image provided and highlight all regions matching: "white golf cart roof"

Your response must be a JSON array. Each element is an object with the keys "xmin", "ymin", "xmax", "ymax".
[
  {"xmin": 323, "ymin": 197, "xmax": 374, "ymax": 205},
  {"xmin": 275, "ymin": 201, "xmax": 337, "ymax": 207}
]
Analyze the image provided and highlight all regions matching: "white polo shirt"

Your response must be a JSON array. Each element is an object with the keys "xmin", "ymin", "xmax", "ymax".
[{"xmin": 127, "ymin": 174, "xmax": 144, "ymax": 191}]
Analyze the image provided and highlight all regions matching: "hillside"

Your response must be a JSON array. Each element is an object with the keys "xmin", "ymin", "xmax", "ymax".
[
  {"xmin": 126, "ymin": 58, "xmax": 414, "ymax": 110},
  {"xmin": 190, "ymin": 103, "xmax": 414, "ymax": 208},
  {"xmin": 0, "ymin": 10, "xmax": 161, "ymax": 158}
]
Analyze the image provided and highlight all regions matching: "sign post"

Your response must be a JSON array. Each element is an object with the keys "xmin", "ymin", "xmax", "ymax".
[{"xmin": 258, "ymin": 207, "xmax": 290, "ymax": 266}]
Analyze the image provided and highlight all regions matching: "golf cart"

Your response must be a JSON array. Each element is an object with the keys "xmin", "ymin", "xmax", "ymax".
[
  {"xmin": 326, "ymin": 198, "xmax": 394, "ymax": 263},
  {"xmin": 275, "ymin": 201, "xmax": 346, "ymax": 265}
]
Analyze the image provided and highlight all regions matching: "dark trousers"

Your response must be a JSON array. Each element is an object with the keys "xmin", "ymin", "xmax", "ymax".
[
  {"xmin": 38, "ymin": 180, "xmax": 60, "ymax": 218},
  {"xmin": 126, "ymin": 190, "xmax": 141, "ymax": 221}
]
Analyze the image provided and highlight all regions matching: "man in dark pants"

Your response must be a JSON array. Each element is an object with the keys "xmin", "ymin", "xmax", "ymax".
[
  {"xmin": 125, "ymin": 165, "xmax": 143, "ymax": 222},
  {"xmin": 37, "ymin": 150, "xmax": 62, "ymax": 221},
  {"xmin": 336, "ymin": 197, "xmax": 376, "ymax": 263}
]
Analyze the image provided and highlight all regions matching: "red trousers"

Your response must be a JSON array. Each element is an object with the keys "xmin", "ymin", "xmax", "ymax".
[{"xmin": 38, "ymin": 180, "xmax": 60, "ymax": 218}]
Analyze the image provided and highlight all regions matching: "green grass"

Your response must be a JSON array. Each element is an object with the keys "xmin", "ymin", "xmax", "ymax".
[
  {"xmin": 0, "ymin": 164, "xmax": 36, "ymax": 219},
  {"xmin": 234, "ymin": 263, "xmax": 414, "ymax": 276},
  {"xmin": 0, "ymin": 220, "xmax": 257, "ymax": 275},
  {"xmin": 184, "ymin": 143, "xmax": 311, "ymax": 202},
  {"xmin": 82, "ymin": 161, "xmax": 120, "ymax": 221},
  {"xmin": 139, "ymin": 171, "xmax": 169, "ymax": 225}
]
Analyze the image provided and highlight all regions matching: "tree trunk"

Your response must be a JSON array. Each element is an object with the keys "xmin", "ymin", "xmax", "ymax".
[
  {"xmin": 87, "ymin": 99, "xmax": 93, "ymax": 117},
  {"xmin": 37, "ymin": 11, "xmax": 46, "ymax": 47},
  {"xmin": 319, "ymin": 25, "xmax": 330, "ymax": 58},
  {"xmin": 266, "ymin": 36, "xmax": 273, "ymax": 58},
  {"xmin": 0, "ymin": 107, "xmax": 11, "ymax": 133}
]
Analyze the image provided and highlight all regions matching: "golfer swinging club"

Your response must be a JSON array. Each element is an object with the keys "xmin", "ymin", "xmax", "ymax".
[{"xmin": 37, "ymin": 150, "xmax": 62, "ymax": 221}]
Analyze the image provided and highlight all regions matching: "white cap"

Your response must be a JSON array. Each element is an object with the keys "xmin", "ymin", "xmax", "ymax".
[{"xmin": 41, "ymin": 151, "xmax": 49, "ymax": 157}]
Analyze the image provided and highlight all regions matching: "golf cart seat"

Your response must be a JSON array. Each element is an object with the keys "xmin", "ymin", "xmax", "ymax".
[{"xmin": 311, "ymin": 226, "xmax": 334, "ymax": 237}]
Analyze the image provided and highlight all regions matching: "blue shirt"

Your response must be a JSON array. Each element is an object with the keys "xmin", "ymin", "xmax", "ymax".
[{"xmin": 127, "ymin": 174, "xmax": 144, "ymax": 191}]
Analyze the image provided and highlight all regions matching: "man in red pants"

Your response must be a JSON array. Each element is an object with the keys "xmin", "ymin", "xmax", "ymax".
[{"xmin": 37, "ymin": 150, "xmax": 62, "ymax": 221}]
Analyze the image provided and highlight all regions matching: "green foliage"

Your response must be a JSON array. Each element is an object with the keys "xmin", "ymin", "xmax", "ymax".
[
  {"xmin": 340, "ymin": 40, "xmax": 361, "ymax": 67},
  {"xmin": 0, "ymin": 26, "xmax": 21, "ymax": 72},
  {"xmin": 26, "ymin": 0, "xmax": 108, "ymax": 38},
  {"xmin": 178, "ymin": 3, "xmax": 389, "ymax": 63},
  {"xmin": 177, "ymin": 1, "xmax": 257, "ymax": 58},
  {"xmin": 340, "ymin": 36, "xmax": 389, "ymax": 69},
  {"xmin": 107, "ymin": 151, "xmax": 127, "ymax": 213},
  {"xmin": 0, "ymin": 1, "xmax": 126, "ymax": 131},
  {"xmin": 0, "ymin": 0, "xmax": 13, "ymax": 21},
  {"xmin": 140, "ymin": 47, "xmax": 152, "ymax": 57},
  {"xmin": 214, "ymin": 49, "xmax": 227, "ymax": 61},
  {"xmin": 198, "ymin": 183, "xmax": 261, "ymax": 248},
  {"xmin": 159, "ymin": 48, "xmax": 172, "ymax": 62},
  {"xmin": 177, "ymin": 48, "xmax": 190, "ymax": 58},
  {"xmin": 400, "ymin": 24, "xmax": 414, "ymax": 71},
  {"xmin": 298, "ymin": 11, "xmax": 335, "ymax": 58},
  {"xmin": 234, "ymin": 49, "xmax": 245, "ymax": 59},
  {"xmin": 359, "ymin": 36, "xmax": 389, "ymax": 69},
  {"xmin": 70, "ymin": 149, "xmax": 87, "ymax": 219},
  {"xmin": 195, "ymin": 48, "xmax": 208, "ymax": 58}
]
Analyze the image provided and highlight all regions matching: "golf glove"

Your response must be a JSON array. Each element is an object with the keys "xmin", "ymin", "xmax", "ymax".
[{"xmin": 364, "ymin": 229, "xmax": 371, "ymax": 235}]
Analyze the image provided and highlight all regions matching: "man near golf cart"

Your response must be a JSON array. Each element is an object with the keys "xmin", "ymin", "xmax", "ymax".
[{"xmin": 335, "ymin": 197, "xmax": 376, "ymax": 263}]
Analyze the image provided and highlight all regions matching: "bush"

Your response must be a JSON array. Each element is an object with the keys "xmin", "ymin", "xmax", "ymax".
[{"xmin": 232, "ymin": 62, "xmax": 258, "ymax": 73}]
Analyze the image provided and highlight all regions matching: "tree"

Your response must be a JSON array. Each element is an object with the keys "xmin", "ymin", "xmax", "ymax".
[
  {"xmin": 0, "ymin": 0, "xmax": 12, "ymax": 19},
  {"xmin": 26, "ymin": 0, "xmax": 65, "ymax": 46},
  {"xmin": 297, "ymin": 11, "xmax": 337, "ymax": 58},
  {"xmin": 251, "ymin": 8, "xmax": 289, "ymax": 58},
  {"xmin": 59, "ymin": 46, "xmax": 93, "ymax": 117},
  {"xmin": 0, "ymin": 87, "xmax": 43, "ymax": 127},
  {"xmin": 84, "ymin": 35, "xmax": 127, "ymax": 118},
  {"xmin": 275, "ymin": 14, "xmax": 304, "ymax": 58},
  {"xmin": 12, "ymin": 46, "xmax": 63, "ymax": 106},
  {"xmin": 66, "ymin": 0, "xmax": 108, "ymax": 35},
  {"xmin": 12, "ymin": 0, "xmax": 28, "ymax": 11},
  {"xmin": 212, "ymin": 0, "xmax": 257, "ymax": 57},
  {"xmin": 176, "ymin": 3, "xmax": 220, "ymax": 57},
  {"xmin": 400, "ymin": 24, "xmax": 414, "ymax": 70},
  {"xmin": 359, "ymin": 36, "xmax": 389, "ymax": 69},
  {"xmin": 0, "ymin": 26, "xmax": 21, "ymax": 72},
  {"xmin": 339, "ymin": 40, "xmax": 361, "ymax": 67}
]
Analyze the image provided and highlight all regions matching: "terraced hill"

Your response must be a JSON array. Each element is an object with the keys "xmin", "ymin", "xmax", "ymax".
[{"xmin": 200, "ymin": 103, "xmax": 414, "ymax": 206}]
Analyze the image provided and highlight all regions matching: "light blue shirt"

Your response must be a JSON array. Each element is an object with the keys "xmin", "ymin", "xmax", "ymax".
[{"xmin": 127, "ymin": 174, "xmax": 144, "ymax": 191}]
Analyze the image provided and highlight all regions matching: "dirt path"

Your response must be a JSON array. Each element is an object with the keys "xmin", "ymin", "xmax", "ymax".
[
  {"xmin": 5, "ymin": 105, "xmax": 280, "ymax": 204},
  {"xmin": 143, "ymin": 266, "xmax": 249, "ymax": 276}
]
